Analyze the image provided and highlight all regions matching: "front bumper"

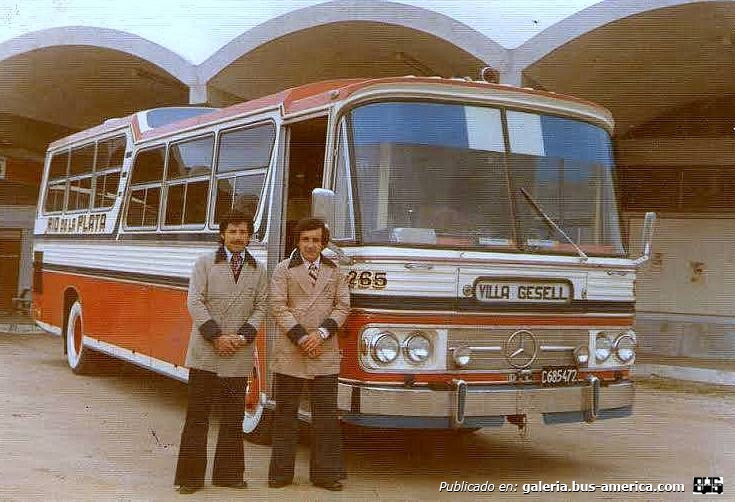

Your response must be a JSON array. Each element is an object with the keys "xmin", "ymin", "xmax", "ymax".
[{"xmin": 337, "ymin": 377, "xmax": 633, "ymax": 429}]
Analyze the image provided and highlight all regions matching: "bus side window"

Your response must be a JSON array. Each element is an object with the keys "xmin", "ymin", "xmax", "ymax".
[
  {"xmin": 126, "ymin": 146, "xmax": 165, "ymax": 228},
  {"xmin": 93, "ymin": 135, "xmax": 126, "ymax": 209},
  {"xmin": 213, "ymin": 123, "xmax": 275, "ymax": 238},
  {"xmin": 163, "ymin": 135, "xmax": 214, "ymax": 227},
  {"xmin": 44, "ymin": 150, "xmax": 69, "ymax": 213}
]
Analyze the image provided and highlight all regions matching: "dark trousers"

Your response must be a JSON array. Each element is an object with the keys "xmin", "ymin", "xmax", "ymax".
[
  {"xmin": 268, "ymin": 373, "xmax": 344, "ymax": 484},
  {"xmin": 174, "ymin": 368, "xmax": 247, "ymax": 488}
]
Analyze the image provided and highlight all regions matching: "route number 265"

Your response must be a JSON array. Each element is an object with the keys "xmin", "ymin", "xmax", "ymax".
[{"xmin": 347, "ymin": 270, "xmax": 387, "ymax": 289}]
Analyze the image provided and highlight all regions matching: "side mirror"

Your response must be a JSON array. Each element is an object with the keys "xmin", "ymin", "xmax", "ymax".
[
  {"xmin": 311, "ymin": 188, "xmax": 352, "ymax": 265},
  {"xmin": 311, "ymin": 188, "xmax": 335, "ymax": 228},
  {"xmin": 633, "ymin": 211, "xmax": 657, "ymax": 266}
]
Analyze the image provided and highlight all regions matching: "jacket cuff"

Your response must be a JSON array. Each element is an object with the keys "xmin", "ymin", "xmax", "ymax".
[
  {"xmin": 237, "ymin": 322, "xmax": 258, "ymax": 344},
  {"xmin": 319, "ymin": 318, "xmax": 339, "ymax": 337},
  {"xmin": 200, "ymin": 319, "xmax": 222, "ymax": 341},
  {"xmin": 286, "ymin": 324, "xmax": 308, "ymax": 346}
]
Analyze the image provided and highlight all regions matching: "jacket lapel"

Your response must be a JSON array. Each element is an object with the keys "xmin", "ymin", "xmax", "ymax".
[
  {"xmin": 311, "ymin": 264, "xmax": 333, "ymax": 299},
  {"xmin": 292, "ymin": 264, "xmax": 316, "ymax": 297}
]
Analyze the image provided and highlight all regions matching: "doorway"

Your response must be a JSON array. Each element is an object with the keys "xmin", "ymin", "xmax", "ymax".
[
  {"xmin": 0, "ymin": 229, "xmax": 22, "ymax": 312},
  {"xmin": 283, "ymin": 117, "xmax": 328, "ymax": 256}
]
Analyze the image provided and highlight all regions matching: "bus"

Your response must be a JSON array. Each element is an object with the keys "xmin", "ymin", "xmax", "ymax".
[{"xmin": 32, "ymin": 76, "xmax": 655, "ymax": 441}]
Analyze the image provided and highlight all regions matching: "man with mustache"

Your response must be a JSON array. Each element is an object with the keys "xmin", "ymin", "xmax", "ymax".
[
  {"xmin": 268, "ymin": 217, "xmax": 351, "ymax": 491},
  {"xmin": 174, "ymin": 211, "xmax": 267, "ymax": 494}
]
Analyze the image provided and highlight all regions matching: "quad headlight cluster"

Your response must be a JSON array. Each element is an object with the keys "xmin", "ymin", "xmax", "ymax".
[
  {"xmin": 359, "ymin": 326, "xmax": 445, "ymax": 371},
  {"xmin": 577, "ymin": 330, "xmax": 637, "ymax": 367}
]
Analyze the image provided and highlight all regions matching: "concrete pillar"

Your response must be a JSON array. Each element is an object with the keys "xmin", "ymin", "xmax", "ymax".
[
  {"xmin": 189, "ymin": 83, "xmax": 208, "ymax": 105},
  {"xmin": 499, "ymin": 67, "xmax": 523, "ymax": 87}
]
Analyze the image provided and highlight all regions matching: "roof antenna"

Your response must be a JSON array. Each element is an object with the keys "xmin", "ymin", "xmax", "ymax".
[{"xmin": 480, "ymin": 66, "xmax": 499, "ymax": 84}]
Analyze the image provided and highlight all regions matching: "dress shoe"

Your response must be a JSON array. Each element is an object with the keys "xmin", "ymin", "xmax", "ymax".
[
  {"xmin": 313, "ymin": 480, "xmax": 343, "ymax": 491},
  {"xmin": 176, "ymin": 485, "xmax": 201, "ymax": 495},
  {"xmin": 213, "ymin": 480, "xmax": 248, "ymax": 489},
  {"xmin": 268, "ymin": 479, "xmax": 291, "ymax": 488}
]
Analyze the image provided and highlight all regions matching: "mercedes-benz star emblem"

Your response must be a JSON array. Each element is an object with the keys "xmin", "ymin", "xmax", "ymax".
[{"xmin": 503, "ymin": 330, "xmax": 539, "ymax": 369}]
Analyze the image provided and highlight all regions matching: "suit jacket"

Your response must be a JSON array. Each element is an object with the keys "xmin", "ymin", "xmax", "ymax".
[
  {"xmin": 185, "ymin": 246, "xmax": 268, "ymax": 377},
  {"xmin": 270, "ymin": 250, "xmax": 351, "ymax": 379}
]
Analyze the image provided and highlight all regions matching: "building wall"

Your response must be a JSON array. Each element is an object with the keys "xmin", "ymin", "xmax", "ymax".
[{"xmin": 629, "ymin": 215, "xmax": 735, "ymax": 359}]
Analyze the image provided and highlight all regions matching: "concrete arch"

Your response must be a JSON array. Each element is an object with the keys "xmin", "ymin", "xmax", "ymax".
[
  {"xmin": 0, "ymin": 25, "xmax": 196, "ymax": 85},
  {"xmin": 512, "ymin": 0, "xmax": 727, "ymax": 71},
  {"xmin": 200, "ymin": 0, "xmax": 509, "ymax": 83}
]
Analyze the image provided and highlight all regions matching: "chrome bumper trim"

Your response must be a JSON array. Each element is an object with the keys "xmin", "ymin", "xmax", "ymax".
[{"xmin": 337, "ymin": 380, "xmax": 633, "ymax": 421}]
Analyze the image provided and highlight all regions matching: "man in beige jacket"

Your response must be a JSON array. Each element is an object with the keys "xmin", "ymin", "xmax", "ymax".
[
  {"xmin": 268, "ymin": 218, "xmax": 351, "ymax": 491},
  {"xmin": 174, "ymin": 211, "xmax": 267, "ymax": 494}
]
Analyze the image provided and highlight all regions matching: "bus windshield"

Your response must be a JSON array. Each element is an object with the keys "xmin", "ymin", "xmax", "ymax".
[{"xmin": 341, "ymin": 101, "xmax": 624, "ymax": 257}]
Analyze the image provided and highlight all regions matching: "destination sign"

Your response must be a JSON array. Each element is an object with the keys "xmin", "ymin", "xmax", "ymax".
[
  {"xmin": 474, "ymin": 279, "xmax": 572, "ymax": 303},
  {"xmin": 46, "ymin": 214, "xmax": 107, "ymax": 234}
]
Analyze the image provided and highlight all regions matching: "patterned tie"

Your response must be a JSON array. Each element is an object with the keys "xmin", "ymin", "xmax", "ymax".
[
  {"xmin": 308, "ymin": 263, "xmax": 318, "ymax": 286},
  {"xmin": 231, "ymin": 253, "xmax": 243, "ymax": 282}
]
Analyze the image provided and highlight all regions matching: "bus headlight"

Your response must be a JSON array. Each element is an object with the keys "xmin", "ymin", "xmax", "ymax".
[
  {"xmin": 452, "ymin": 345, "xmax": 472, "ymax": 368},
  {"xmin": 574, "ymin": 345, "xmax": 590, "ymax": 366},
  {"xmin": 595, "ymin": 333, "xmax": 612, "ymax": 363},
  {"xmin": 359, "ymin": 325, "xmax": 446, "ymax": 371},
  {"xmin": 403, "ymin": 332, "xmax": 432, "ymax": 364},
  {"xmin": 614, "ymin": 333, "xmax": 636, "ymax": 363},
  {"xmin": 371, "ymin": 332, "xmax": 400, "ymax": 364}
]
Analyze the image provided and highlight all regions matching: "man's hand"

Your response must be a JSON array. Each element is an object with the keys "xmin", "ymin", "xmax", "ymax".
[
  {"xmin": 298, "ymin": 331, "xmax": 324, "ymax": 359},
  {"xmin": 214, "ymin": 334, "xmax": 240, "ymax": 356}
]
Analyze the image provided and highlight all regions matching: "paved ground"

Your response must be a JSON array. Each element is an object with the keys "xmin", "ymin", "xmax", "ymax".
[{"xmin": 1, "ymin": 331, "xmax": 734, "ymax": 501}]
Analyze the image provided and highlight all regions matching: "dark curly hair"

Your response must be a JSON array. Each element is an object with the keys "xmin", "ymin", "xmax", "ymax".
[
  {"xmin": 294, "ymin": 217, "xmax": 330, "ymax": 245},
  {"xmin": 218, "ymin": 210, "xmax": 254, "ymax": 237}
]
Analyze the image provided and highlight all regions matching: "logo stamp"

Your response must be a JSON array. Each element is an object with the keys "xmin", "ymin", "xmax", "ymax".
[{"xmin": 693, "ymin": 477, "xmax": 723, "ymax": 495}]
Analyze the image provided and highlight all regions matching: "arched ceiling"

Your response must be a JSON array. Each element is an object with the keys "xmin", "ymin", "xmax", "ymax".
[
  {"xmin": 522, "ymin": 1, "xmax": 735, "ymax": 136},
  {"xmin": 206, "ymin": 21, "xmax": 488, "ymax": 106},
  {"xmin": 0, "ymin": 45, "xmax": 189, "ymax": 159}
]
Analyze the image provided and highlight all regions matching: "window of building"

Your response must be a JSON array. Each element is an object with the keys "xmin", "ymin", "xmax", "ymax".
[{"xmin": 619, "ymin": 166, "xmax": 735, "ymax": 213}]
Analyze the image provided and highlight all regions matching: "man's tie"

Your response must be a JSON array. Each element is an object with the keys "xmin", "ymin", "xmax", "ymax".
[
  {"xmin": 308, "ymin": 263, "xmax": 318, "ymax": 286},
  {"xmin": 231, "ymin": 253, "xmax": 243, "ymax": 282}
]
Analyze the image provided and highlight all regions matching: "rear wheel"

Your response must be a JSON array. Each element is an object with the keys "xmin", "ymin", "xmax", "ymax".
[
  {"xmin": 242, "ymin": 349, "xmax": 272, "ymax": 444},
  {"xmin": 65, "ymin": 301, "xmax": 96, "ymax": 374}
]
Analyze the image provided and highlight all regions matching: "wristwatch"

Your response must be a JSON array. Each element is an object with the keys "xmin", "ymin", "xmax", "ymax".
[{"xmin": 318, "ymin": 327, "xmax": 330, "ymax": 340}]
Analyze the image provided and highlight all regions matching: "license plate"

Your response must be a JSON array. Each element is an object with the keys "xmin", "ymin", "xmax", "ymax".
[{"xmin": 541, "ymin": 366, "xmax": 579, "ymax": 386}]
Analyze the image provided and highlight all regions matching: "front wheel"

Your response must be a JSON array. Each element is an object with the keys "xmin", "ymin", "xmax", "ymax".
[
  {"xmin": 65, "ymin": 300, "xmax": 96, "ymax": 374},
  {"xmin": 242, "ymin": 349, "xmax": 272, "ymax": 444}
]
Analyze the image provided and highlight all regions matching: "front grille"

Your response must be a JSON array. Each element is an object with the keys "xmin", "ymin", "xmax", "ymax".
[{"xmin": 447, "ymin": 327, "xmax": 588, "ymax": 371}]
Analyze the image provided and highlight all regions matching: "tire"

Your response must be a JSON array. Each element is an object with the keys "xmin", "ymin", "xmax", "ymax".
[
  {"xmin": 242, "ymin": 349, "xmax": 272, "ymax": 445},
  {"xmin": 65, "ymin": 300, "xmax": 96, "ymax": 374}
]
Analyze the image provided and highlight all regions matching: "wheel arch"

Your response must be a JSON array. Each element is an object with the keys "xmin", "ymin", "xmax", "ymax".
[{"xmin": 61, "ymin": 287, "xmax": 80, "ymax": 354}]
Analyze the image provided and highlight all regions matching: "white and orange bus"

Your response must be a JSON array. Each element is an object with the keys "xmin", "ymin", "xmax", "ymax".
[{"xmin": 32, "ymin": 76, "xmax": 655, "ymax": 441}]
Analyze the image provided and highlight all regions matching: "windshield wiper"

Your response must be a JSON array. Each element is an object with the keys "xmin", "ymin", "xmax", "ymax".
[{"xmin": 519, "ymin": 187, "xmax": 588, "ymax": 263}]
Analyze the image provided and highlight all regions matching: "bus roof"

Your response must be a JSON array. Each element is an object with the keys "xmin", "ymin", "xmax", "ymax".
[{"xmin": 48, "ymin": 76, "xmax": 612, "ymax": 150}]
